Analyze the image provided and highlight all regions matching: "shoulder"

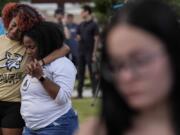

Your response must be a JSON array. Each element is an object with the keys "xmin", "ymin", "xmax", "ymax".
[
  {"xmin": 73, "ymin": 23, "xmax": 78, "ymax": 27},
  {"xmin": 47, "ymin": 57, "xmax": 76, "ymax": 73},
  {"xmin": 76, "ymin": 117, "xmax": 106, "ymax": 135},
  {"xmin": 0, "ymin": 35, "xmax": 8, "ymax": 40},
  {"xmin": 51, "ymin": 57, "xmax": 74, "ymax": 66},
  {"xmin": 79, "ymin": 22, "xmax": 86, "ymax": 27},
  {"xmin": 0, "ymin": 35, "xmax": 20, "ymax": 48},
  {"xmin": 0, "ymin": 35, "xmax": 20, "ymax": 44},
  {"xmin": 92, "ymin": 21, "xmax": 98, "ymax": 27}
]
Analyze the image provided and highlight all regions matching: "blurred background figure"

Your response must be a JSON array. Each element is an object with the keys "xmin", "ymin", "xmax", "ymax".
[
  {"xmin": 0, "ymin": 17, "xmax": 5, "ymax": 35},
  {"xmin": 77, "ymin": 5, "xmax": 100, "ymax": 98},
  {"xmin": 54, "ymin": 8, "xmax": 65, "ymax": 30},
  {"xmin": 54, "ymin": 8, "xmax": 70, "ymax": 40},
  {"xmin": 66, "ymin": 13, "xmax": 79, "ymax": 67},
  {"xmin": 76, "ymin": 0, "xmax": 180, "ymax": 135}
]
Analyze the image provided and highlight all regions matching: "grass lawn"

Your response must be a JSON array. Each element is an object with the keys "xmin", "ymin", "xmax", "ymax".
[{"xmin": 72, "ymin": 98, "xmax": 100, "ymax": 123}]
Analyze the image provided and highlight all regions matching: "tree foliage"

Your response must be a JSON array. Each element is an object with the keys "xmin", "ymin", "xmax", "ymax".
[
  {"xmin": 93, "ymin": 0, "xmax": 180, "ymax": 25},
  {"xmin": 93, "ymin": 0, "xmax": 125, "ymax": 25},
  {"xmin": 165, "ymin": 0, "xmax": 180, "ymax": 16},
  {"xmin": 92, "ymin": 0, "xmax": 111, "ymax": 25}
]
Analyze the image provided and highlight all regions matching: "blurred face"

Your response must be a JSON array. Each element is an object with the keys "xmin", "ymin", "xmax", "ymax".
[
  {"xmin": 66, "ymin": 16, "xmax": 73, "ymax": 24},
  {"xmin": 55, "ymin": 13, "xmax": 64, "ymax": 23},
  {"xmin": 7, "ymin": 16, "xmax": 22, "ymax": 41},
  {"xmin": 23, "ymin": 36, "xmax": 38, "ymax": 59},
  {"xmin": 106, "ymin": 25, "xmax": 173, "ymax": 110},
  {"xmin": 81, "ymin": 9, "xmax": 89, "ymax": 19}
]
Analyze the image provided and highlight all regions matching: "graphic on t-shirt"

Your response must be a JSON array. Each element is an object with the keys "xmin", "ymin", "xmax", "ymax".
[
  {"xmin": 0, "ymin": 52, "xmax": 23, "ymax": 71},
  {"xmin": 22, "ymin": 79, "xmax": 30, "ymax": 91}
]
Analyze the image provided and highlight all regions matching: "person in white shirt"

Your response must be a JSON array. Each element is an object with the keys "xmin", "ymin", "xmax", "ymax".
[{"xmin": 20, "ymin": 21, "xmax": 78, "ymax": 135}]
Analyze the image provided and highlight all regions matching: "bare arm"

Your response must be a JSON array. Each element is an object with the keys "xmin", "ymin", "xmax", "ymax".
[
  {"xmin": 26, "ymin": 59, "xmax": 76, "ymax": 101},
  {"xmin": 64, "ymin": 26, "xmax": 70, "ymax": 39},
  {"xmin": 40, "ymin": 77, "xmax": 60, "ymax": 99},
  {"xmin": 40, "ymin": 44, "xmax": 70, "ymax": 65},
  {"xmin": 76, "ymin": 34, "xmax": 81, "ymax": 42},
  {"xmin": 26, "ymin": 59, "xmax": 59, "ymax": 99},
  {"xmin": 92, "ymin": 35, "xmax": 99, "ymax": 62}
]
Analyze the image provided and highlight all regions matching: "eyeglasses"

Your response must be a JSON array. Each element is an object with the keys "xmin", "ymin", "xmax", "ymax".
[{"xmin": 102, "ymin": 52, "xmax": 164, "ymax": 82}]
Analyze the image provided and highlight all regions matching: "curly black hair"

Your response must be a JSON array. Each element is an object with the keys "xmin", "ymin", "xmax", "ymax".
[{"xmin": 23, "ymin": 21, "xmax": 64, "ymax": 60}]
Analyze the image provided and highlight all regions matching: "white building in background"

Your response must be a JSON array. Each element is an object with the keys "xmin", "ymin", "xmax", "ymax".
[{"xmin": 20, "ymin": 2, "xmax": 94, "ymax": 23}]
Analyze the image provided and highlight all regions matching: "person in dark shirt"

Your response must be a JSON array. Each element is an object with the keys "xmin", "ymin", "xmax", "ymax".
[
  {"xmin": 77, "ymin": 5, "xmax": 99, "ymax": 98},
  {"xmin": 54, "ymin": 8, "xmax": 70, "ymax": 40}
]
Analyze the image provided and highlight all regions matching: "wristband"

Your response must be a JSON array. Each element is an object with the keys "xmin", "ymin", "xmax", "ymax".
[{"xmin": 38, "ymin": 75, "xmax": 46, "ymax": 82}]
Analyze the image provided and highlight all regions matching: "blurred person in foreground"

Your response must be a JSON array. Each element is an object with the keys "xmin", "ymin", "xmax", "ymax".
[
  {"xmin": 77, "ymin": 5, "xmax": 100, "ymax": 98},
  {"xmin": 77, "ymin": 0, "xmax": 180, "ymax": 135},
  {"xmin": 0, "ymin": 3, "xmax": 69, "ymax": 135},
  {"xmin": 21, "ymin": 21, "xmax": 78, "ymax": 135}
]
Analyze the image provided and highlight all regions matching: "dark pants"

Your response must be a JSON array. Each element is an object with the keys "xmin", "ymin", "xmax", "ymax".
[
  {"xmin": 77, "ymin": 52, "xmax": 97, "ymax": 98},
  {"xmin": 0, "ymin": 101, "xmax": 25, "ymax": 128}
]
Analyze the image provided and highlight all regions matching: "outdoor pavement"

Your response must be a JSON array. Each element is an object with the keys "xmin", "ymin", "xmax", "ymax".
[{"xmin": 72, "ymin": 88, "xmax": 93, "ymax": 98}]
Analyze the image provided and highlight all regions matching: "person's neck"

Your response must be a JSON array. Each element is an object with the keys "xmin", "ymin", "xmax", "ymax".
[
  {"xmin": 85, "ymin": 15, "xmax": 92, "ymax": 22},
  {"xmin": 6, "ymin": 33, "xmax": 19, "ymax": 42},
  {"xmin": 133, "ymin": 100, "xmax": 172, "ymax": 129}
]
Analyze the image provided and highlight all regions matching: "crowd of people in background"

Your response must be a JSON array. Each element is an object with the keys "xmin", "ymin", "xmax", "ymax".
[{"xmin": 54, "ymin": 5, "xmax": 100, "ymax": 99}]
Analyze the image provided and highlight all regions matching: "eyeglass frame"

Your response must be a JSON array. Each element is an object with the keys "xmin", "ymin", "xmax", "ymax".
[{"xmin": 101, "ymin": 51, "xmax": 166, "ymax": 82}]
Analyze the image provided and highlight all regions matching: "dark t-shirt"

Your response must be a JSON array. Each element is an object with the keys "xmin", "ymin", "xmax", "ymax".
[
  {"xmin": 77, "ymin": 20, "xmax": 99, "ymax": 54},
  {"xmin": 67, "ymin": 23, "xmax": 78, "ymax": 57}
]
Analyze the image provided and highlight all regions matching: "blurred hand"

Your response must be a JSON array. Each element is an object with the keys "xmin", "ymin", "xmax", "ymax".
[{"xmin": 25, "ymin": 59, "xmax": 44, "ymax": 79}]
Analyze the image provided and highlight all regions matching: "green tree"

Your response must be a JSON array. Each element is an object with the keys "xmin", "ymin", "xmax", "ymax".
[
  {"xmin": 93, "ymin": 0, "xmax": 180, "ymax": 25},
  {"xmin": 0, "ymin": 0, "xmax": 18, "ymax": 16},
  {"xmin": 165, "ymin": 0, "xmax": 180, "ymax": 16},
  {"xmin": 92, "ymin": 0, "xmax": 111, "ymax": 25}
]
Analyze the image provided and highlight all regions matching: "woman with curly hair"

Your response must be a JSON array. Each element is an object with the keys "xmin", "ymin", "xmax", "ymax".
[
  {"xmin": 0, "ymin": 2, "xmax": 70, "ymax": 135},
  {"xmin": 21, "ymin": 21, "xmax": 78, "ymax": 135}
]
